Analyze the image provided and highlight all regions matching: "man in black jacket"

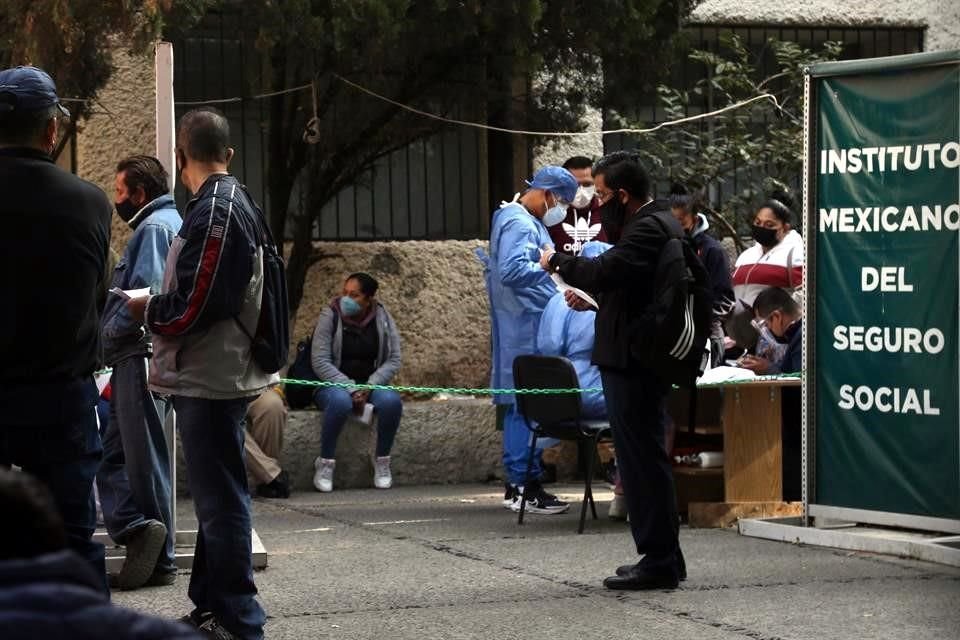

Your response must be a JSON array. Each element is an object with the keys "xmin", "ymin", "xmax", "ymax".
[
  {"xmin": 0, "ymin": 66, "xmax": 111, "ymax": 592},
  {"xmin": 540, "ymin": 151, "xmax": 685, "ymax": 590}
]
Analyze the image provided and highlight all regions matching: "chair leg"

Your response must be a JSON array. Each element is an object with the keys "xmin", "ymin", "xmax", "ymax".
[
  {"xmin": 586, "ymin": 436, "xmax": 599, "ymax": 521},
  {"xmin": 518, "ymin": 436, "xmax": 538, "ymax": 526},
  {"xmin": 577, "ymin": 439, "xmax": 590, "ymax": 534}
]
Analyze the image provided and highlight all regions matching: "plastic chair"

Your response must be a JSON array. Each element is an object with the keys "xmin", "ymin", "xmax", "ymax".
[{"xmin": 512, "ymin": 355, "xmax": 611, "ymax": 534}]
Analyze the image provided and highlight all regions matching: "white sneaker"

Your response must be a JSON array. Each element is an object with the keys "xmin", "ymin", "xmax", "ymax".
[
  {"xmin": 373, "ymin": 456, "xmax": 392, "ymax": 489},
  {"xmin": 608, "ymin": 494, "xmax": 628, "ymax": 520},
  {"xmin": 313, "ymin": 457, "xmax": 335, "ymax": 492}
]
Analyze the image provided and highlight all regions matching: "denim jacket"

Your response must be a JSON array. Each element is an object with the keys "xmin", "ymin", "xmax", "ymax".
[{"xmin": 100, "ymin": 194, "xmax": 181, "ymax": 365}]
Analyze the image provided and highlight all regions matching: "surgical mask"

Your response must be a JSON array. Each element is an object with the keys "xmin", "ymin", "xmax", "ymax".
[
  {"xmin": 339, "ymin": 296, "xmax": 363, "ymax": 317},
  {"xmin": 751, "ymin": 316, "xmax": 782, "ymax": 346},
  {"xmin": 115, "ymin": 199, "xmax": 139, "ymax": 223},
  {"xmin": 599, "ymin": 196, "xmax": 627, "ymax": 243},
  {"xmin": 571, "ymin": 185, "xmax": 595, "ymax": 209},
  {"xmin": 542, "ymin": 195, "xmax": 568, "ymax": 227},
  {"xmin": 751, "ymin": 225, "xmax": 779, "ymax": 248}
]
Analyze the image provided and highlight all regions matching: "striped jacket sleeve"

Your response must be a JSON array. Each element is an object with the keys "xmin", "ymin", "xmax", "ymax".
[{"xmin": 146, "ymin": 182, "xmax": 254, "ymax": 337}]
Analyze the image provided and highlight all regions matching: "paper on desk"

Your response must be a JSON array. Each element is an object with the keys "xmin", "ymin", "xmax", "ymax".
[
  {"xmin": 697, "ymin": 366, "xmax": 756, "ymax": 385},
  {"xmin": 109, "ymin": 287, "xmax": 151, "ymax": 299},
  {"xmin": 550, "ymin": 274, "xmax": 598, "ymax": 309}
]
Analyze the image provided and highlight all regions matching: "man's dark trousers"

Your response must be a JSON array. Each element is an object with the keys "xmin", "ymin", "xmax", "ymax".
[
  {"xmin": 600, "ymin": 366, "xmax": 681, "ymax": 576},
  {"xmin": 175, "ymin": 395, "xmax": 264, "ymax": 640},
  {"xmin": 0, "ymin": 380, "xmax": 107, "ymax": 594},
  {"xmin": 97, "ymin": 357, "xmax": 175, "ymax": 573}
]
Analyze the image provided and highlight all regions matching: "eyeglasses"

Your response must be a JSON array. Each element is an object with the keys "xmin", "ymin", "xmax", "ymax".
[
  {"xmin": 595, "ymin": 189, "xmax": 615, "ymax": 204},
  {"xmin": 751, "ymin": 310, "xmax": 781, "ymax": 332}
]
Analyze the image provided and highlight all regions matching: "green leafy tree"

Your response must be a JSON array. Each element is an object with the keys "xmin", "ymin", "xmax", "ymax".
[
  {"xmin": 185, "ymin": 0, "xmax": 692, "ymax": 316},
  {"xmin": 624, "ymin": 33, "xmax": 843, "ymax": 248},
  {"xmin": 0, "ymin": 0, "xmax": 212, "ymax": 157}
]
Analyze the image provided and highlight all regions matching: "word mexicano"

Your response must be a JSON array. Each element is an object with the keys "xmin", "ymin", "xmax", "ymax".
[
  {"xmin": 819, "ymin": 204, "xmax": 960, "ymax": 233},
  {"xmin": 820, "ymin": 141, "xmax": 960, "ymax": 174}
]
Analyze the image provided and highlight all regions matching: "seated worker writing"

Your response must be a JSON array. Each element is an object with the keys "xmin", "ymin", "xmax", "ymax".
[
  {"xmin": 537, "ymin": 242, "xmax": 626, "ymax": 518},
  {"xmin": 739, "ymin": 287, "xmax": 802, "ymax": 375},
  {"xmin": 738, "ymin": 286, "xmax": 803, "ymax": 501},
  {"xmin": 537, "ymin": 241, "xmax": 612, "ymax": 419}
]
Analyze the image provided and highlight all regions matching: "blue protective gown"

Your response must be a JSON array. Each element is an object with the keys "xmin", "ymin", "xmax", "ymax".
[
  {"xmin": 537, "ymin": 294, "xmax": 606, "ymax": 419},
  {"xmin": 485, "ymin": 200, "xmax": 557, "ymax": 404},
  {"xmin": 480, "ymin": 198, "xmax": 557, "ymax": 485}
]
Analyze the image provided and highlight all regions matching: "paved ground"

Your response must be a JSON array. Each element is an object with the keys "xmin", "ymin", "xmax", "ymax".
[{"xmin": 114, "ymin": 484, "xmax": 960, "ymax": 639}]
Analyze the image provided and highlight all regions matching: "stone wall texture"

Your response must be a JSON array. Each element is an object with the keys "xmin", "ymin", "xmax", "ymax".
[
  {"xmin": 76, "ymin": 47, "xmax": 157, "ymax": 252},
  {"xmin": 532, "ymin": 107, "xmax": 605, "ymax": 168},
  {"xmin": 691, "ymin": 0, "xmax": 959, "ymax": 52},
  {"xmin": 292, "ymin": 240, "xmax": 492, "ymax": 390},
  {"xmin": 175, "ymin": 400, "xmax": 502, "ymax": 495}
]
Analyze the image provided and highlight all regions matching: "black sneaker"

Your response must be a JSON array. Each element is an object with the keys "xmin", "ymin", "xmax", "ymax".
[
  {"xmin": 502, "ymin": 482, "xmax": 519, "ymax": 509},
  {"xmin": 511, "ymin": 480, "xmax": 569, "ymax": 514},
  {"xmin": 256, "ymin": 470, "xmax": 291, "ymax": 499},
  {"xmin": 178, "ymin": 610, "xmax": 213, "ymax": 628},
  {"xmin": 196, "ymin": 615, "xmax": 242, "ymax": 640}
]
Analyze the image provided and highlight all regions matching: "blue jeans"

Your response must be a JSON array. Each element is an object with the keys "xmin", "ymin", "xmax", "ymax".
[
  {"xmin": 0, "ymin": 390, "xmax": 106, "ymax": 595},
  {"xmin": 313, "ymin": 387, "xmax": 403, "ymax": 459},
  {"xmin": 96, "ymin": 357, "xmax": 175, "ymax": 573},
  {"xmin": 502, "ymin": 404, "xmax": 542, "ymax": 486},
  {"xmin": 174, "ymin": 395, "xmax": 264, "ymax": 640}
]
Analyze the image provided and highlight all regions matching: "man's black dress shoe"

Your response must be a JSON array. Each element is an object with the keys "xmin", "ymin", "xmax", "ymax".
[
  {"xmin": 603, "ymin": 566, "xmax": 679, "ymax": 591},
  {"xmin": 616, "ymin": 548, "xmax": 686, "ymax": 581}
]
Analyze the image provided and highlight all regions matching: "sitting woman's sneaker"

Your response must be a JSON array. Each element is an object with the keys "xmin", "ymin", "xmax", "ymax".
[
  {"xmin": 313, "ymin": 457, "xmax": 335, "ymax": 492},
  {"xmin": 373, "ymin": 456, "xmax": 393, "ymax": 489}
]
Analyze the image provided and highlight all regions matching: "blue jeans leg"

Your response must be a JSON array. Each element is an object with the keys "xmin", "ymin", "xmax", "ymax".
[
  {"xmin": 175, "ymin": 395, "xmax": 264, "ymax": 640},
  {"xmin": 2, "ymin": 406, "xmax": 107, "ymax": 595},
  {"xmin": 502, "ymin": 404, "xmax": 542, "ymax": 486},
  {"xmin": 97, "ymin": 357, "xmax": 175, "ymax": 571},
  {"xmin": 314, "ymin": 387, "xmax": 354, "ymax": 459},
  {"xmin": 368, "ymin": 389, "xmax": 403, "ymax": 457}
]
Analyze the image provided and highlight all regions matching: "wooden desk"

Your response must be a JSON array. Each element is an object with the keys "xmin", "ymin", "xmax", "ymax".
[{"xmin": 688, "ymin": 378, "xmax": 803, "ymax": 527}]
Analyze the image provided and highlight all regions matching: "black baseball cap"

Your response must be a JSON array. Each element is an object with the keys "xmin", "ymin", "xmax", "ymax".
[{"xmin": 0, "ymin": 66, "xmax": 70, "ymax": 118}]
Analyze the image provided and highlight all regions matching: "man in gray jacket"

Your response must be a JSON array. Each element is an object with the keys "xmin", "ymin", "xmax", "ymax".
[
  {"xmin": 98, "ymin": 155, "xmax": 181, "ymax": 591},
  {"xmin": 128, "ymin": 109, "xmax": 276, "ymax": 640}
]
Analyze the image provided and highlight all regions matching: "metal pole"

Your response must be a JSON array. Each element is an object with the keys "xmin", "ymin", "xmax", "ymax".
[{"xmin": 155, "ymin": 42, "xmax": 176, "ymax": 193}]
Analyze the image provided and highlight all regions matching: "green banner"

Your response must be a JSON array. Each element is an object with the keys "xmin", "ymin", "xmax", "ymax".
[{"xmin": 814, "ymin": 57, "xmax": 960, "ymax": 520}]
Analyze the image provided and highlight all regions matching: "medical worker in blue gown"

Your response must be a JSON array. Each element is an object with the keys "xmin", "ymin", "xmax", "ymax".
[
  {"xmin": 480, "ymin": 165, "xmax": 578, "ymax": 515},
  {"xmin": 537, "ymin": 241, "xmax": 611, "ymax": 420}
]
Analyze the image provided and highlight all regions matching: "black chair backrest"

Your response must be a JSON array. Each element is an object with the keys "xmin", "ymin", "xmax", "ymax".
[{"xmin": 513, "ymin": 355, "xmax": 583, "ymax": 427}]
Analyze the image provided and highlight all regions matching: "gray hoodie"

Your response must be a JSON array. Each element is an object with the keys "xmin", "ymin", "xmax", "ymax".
[{"xmin": 310, "ymin": 302, "xmax": 402, "ymax": 391}]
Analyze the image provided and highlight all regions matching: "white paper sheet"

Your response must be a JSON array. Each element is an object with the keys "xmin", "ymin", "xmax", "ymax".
[{"xmin": 109, "ymin": 287, "xmax": 151, "ymax": 299}]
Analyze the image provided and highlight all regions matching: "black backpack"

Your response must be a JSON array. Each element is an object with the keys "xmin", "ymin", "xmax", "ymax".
[
  {"xmin": 285, "ymin": 334, "xmax": 319, "ymax": 409},
  {"xmin": 629, "ymin": 212, "xmax": 712, "ymax": 387},
  {"xmin": 233, "ymin": 185, "xmax": 290, "ymax": 374}
]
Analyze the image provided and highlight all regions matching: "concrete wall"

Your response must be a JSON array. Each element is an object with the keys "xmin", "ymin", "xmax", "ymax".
[
  {"xmin": 691, "ymin": 0, "xmax": 959, "ymax": 52},
  {"xmin": 292, "ymin": 240, "xmax": 492, "ymax": 390},
  {"xmin": 532, "ymin": 106, "xmax": 604, "ymax": 168},
  {"xmin": 76, "ymin": 47, "xmax": 157, "ymax": 251}
]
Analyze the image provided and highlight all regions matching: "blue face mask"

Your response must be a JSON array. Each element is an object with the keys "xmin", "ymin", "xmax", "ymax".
[
  {"xmin": 339, "ymin": 296, "xmax": 363, "ymax": 317},
  {"xmin": 542, "ymin": 193, "xmax": 568, "ymax": 227}
]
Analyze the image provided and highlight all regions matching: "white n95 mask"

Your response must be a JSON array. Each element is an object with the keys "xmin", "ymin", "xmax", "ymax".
[{"xmin": 572, "ymin": 185, "xmax": 595, "ymax": 209}]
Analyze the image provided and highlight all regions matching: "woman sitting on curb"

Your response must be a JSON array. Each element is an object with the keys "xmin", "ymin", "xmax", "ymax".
[{"xmin": 310, "ymin": 273, "xmax": 403, "ymax": 492}]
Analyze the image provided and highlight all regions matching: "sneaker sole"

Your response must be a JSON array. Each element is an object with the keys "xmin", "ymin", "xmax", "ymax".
[
  {"xmin": 510, "ymin": 502, "xmax": 570, "ymax": 515},
  {"xmin": 117, "ymin": 522, "xmax": 167, "ymax": 590}
]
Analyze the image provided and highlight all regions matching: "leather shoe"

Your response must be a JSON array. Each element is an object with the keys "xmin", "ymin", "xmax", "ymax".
[
  {"xmin": 604, "ymin": 566, "xmax": 679, "ymax": 591},
  {"xmin": 616, "ymin": 548, "xmax": 687, "ymax": 581}
]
